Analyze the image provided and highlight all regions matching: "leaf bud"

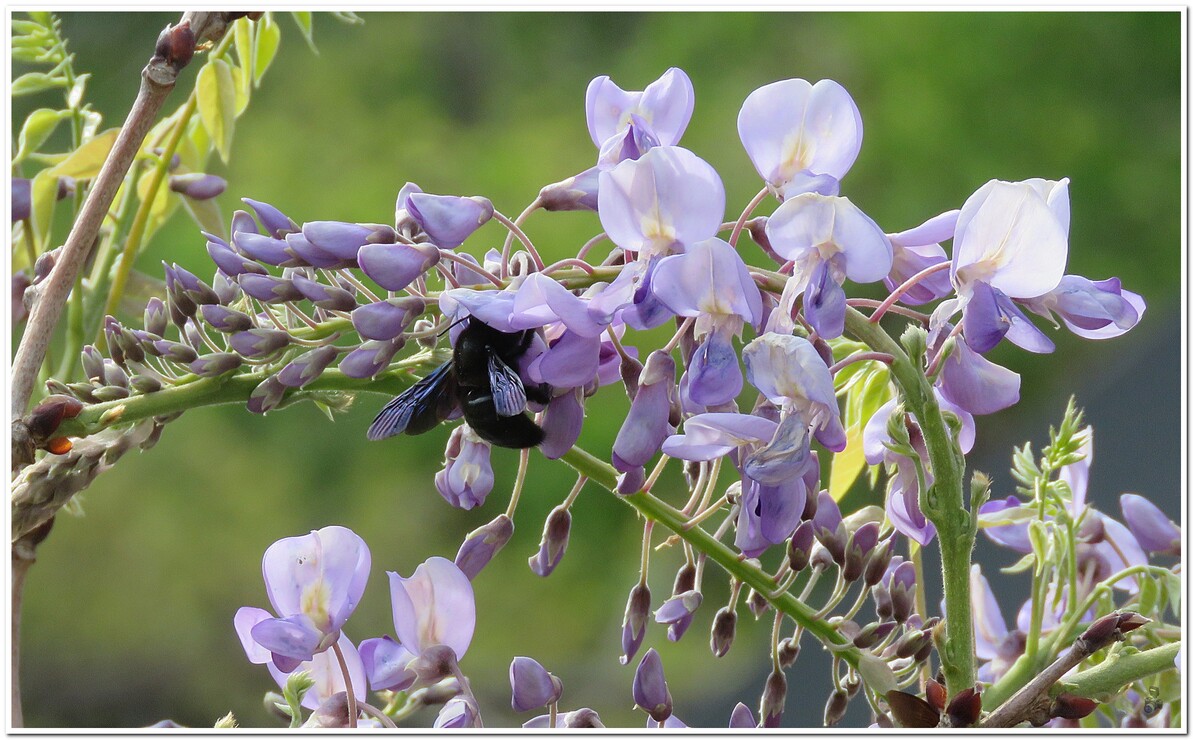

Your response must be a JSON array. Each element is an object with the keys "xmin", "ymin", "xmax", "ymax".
[{"xmin": 710, "ymin": 606, "xmax": 737, "ymax": 657}]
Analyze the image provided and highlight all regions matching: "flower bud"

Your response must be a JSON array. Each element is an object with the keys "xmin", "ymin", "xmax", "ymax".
[
  {"xmin": 561, "ymin": 708, "xmax": 603, "ymax": 728},
  {"xmin": 509, "ymin": 656, "xmax": 564, "ymax": 712},
  {"xmin": 290, "ymin": 275, "xmax": 357, "ymax": 312},
  {"xmin": 409, "ymin": 643, "xmax": 460, "ymax": 686},
  {"xmin": 620, "ymin": 582, "xmax": 651, "ymax": 665},
  {"xmin": 434, "ymin": 425, "xmax": 494, "ymax": 510},
  {"xmin": 538, "ymin": 167, "xmax": 599, "ymax": 212},
  {"xmin": 729, "ymin": 702, "xmax": 756, "ymax": 729},
  {"xmin": 632, "ymin": 648, "xmax": 672, "ymax": 723},
  {"xmin": 760, "ymin": 669, "xmax": 787, "ymax": 728},
  {"xmin": 190, "ymin": 352, "xmax": 243, "ymax": 378},
  {"xmin": 150, "ymin": 339, "xmax": 198, "ymax": 364},
  {"xmin": 620, "ymin": 353, "xmax": 644, "ymax": 400},
  {"xmin": 242, "ymin": 198, "xmax": 298, "ymax": 238},
  {"xmin": 455, "ymin": 514, "xmax": 514, "ymax": 580},
  {"xmin": 612, "ymin": 350, "xmax": 675, "ymax": 473},
  {"xmin": 301, "ymin": 693, "xmax": 351, "ymax": 729},
  {"xmin": 894, "ymin": 628, "xmax": 928, "ymax": 659},
  {"xmin": 246, "ymin": 375, "xmax": 286, "ymax": 414},
  {"xmin": 91, "ymin": 385, "xmax": 130, "ymax": 402},
  {"xmin": 24, "ymin": 395, "xmax": 84, "ymax": 442},
  {"xmin": 129, "ymin": 373, "xmax": 162, "ymax": 394},
  {"xmin": 944, "ymin": 687, "xmax": 981, "ymax": 727},
  {"xmin": 1052, "ymin": 694, "xmax": 1098, "ymax": 721},
  {"xmin": 853, "ymin": 620, "xmax": 896, "ymax": 649},
  {"xmin": 529, "ymin": 505, "xmax": 572, "ymax": 577},
  {"xmin": 239, "ymin": 273, "xmax": 304, "ymax": 304},
  {"xmin": 433, "ymin": 696, "xmax": 480, "ymax": 729},
  {"xmin": 406, "ymin": 191, "xmax": 494, "ymax": 249},
  {"xmin": 352, "ymin": 297, "xmax": 421, "ymax": 341},
  {"xmin": 747, "ymin": 587, "xmax": 770, "ymax": 618},
  {"xmin": 864, "ymin": 537, "xmax": 896, "ymax": 587},
  {"xmin": 143, "ymin": 297, "xmax": 168, "ymax": 337},
  {"xmin": 230, "ymin": 328, "xmax": 290, "ymax": 359},
  {"xmin": 211, "ymin": 271, "xmax": 240, "ymax": 304},
  {"xmin": 787, "ymin": 520, "xmax": 815, "ymax": 573},
  {"xmin": 654, "ymin": 589, "xmax": 702, "ymax": 642},
  {"xmin": 338, "ymin": 338, "xmax": 403, "ymax": 379},
  {"xmin": 887, "ymin": 561, "xmax": 917, "ymax": 623},
  {"xmin": 234, "ymin": 230, "xmax": 296, "ymax": 267},
  {"xmin": 710, "ymin": 606, "xmax": 737, "ymax": 657},
  {"xmin": 168, "ymin": 173, "xmax": 226, "ymax": 200},
  {"xmin": 1121, "ymin": 493, "xmax": 1181, "ymax": 556},
  {"xmin": 812, "ymin": 490, "xmax": 847, "ymax": 565},
  {"xmin": 276, "ymin": 345, "xmax": 338, "ymax": 388},
  {"xmin": 843, "ymin": 521, "xmax": 880, "ymax": 582},
  {"xmin": 102, "ymin": 359, "xmax": 128, "ymax": 388},
  {"xmin": 207, "ymin": 238, "xmax": 266, "ymax": 277},
  {"xmin": 824, "ymin": 688, "xmax": 849, "ymax": 727},
  {"xmin": 169, "ymin": 263, "xmax": 220, "ymax": 305},
  {"xmin": 777, "ymin": 637, "xmax": 800, "ymax": 668},
  {"xmin": 199, "ymin": 304, "xmax": 254, "ymax": 333},
  {"xmin": 12, "ymin": 177, "xmax": 31, "ymax": 222},
  {"xmin": 302, "ymin": 220, "xmax": 383, "ymax": 261},
  {"xmin": 80, "ymin": 345, "xmax": 104, "ymax": 382}
]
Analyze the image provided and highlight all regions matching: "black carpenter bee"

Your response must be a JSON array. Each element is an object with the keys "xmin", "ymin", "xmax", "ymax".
[{"xmin": 367, "ymin": 318, "xmax": 549, "ymax": 448}]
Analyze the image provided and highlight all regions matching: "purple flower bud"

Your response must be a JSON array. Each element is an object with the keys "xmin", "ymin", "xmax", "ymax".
[
  {"xmin": 246, "ymin": 375, "xmax": 287, "ymax": 414},
  {"xmin": 812, "ymin": 490, "xmax": 847, "ymax": 565},
  {"xmin": 168, "ymin": 173, "xmax": 226, "ymax": 200},
  {"xmin": 434, "ymin": 425, "xmax": 494, "ymax": 510},
  {"xmin": 101, "ymin": 359, "xmax": 128, "ymax": 388},
  {"xmin": 170, "ymin": 263, "xmax": 220, "ymax": 305},
  {"xmin": 852, "ymin": 620, "xmax": 896, "ymax": 649},
  {"xmin": 710, "ymin": 606, "xmax": 737, "ymax": 657},
  {"xmin": 455, "ymin": 514, "xmax": 514, "ymax": 580},
  {"xmin": 620, "ymin": 583, "xmax": 651, "ymax": 665},
  {"xmin": 242, "ymin": 198, "xmax": 299, "ymax": 238},
  {"xmin": 199, "ymin": 304, "xmax": 254, "ymax": 333},
  {"xmin": 234, "ymin": 230, "xmax": 296, "ymax": 267},
  {"xmin": 358, "ymin": 635, "xmax": 415, "ymax": 693},
  {"xmin": 760, "ymin": 669, "xmax": 787, "ymax": 728},
  {"xmin": 351, "ymin": 297, "xmax": 421, "ymax": 341},
  {"xmin": 290, "ymin": 275, "xmax": 357, "ymax": 312},
  {"xmin": 655, "ymin": 590, "xmax": 702, "ymax": 642},
  {"xmin": 612, "ymin": 350, "xmax": 675, "ymax": 473},
  {"xmin": 276, "ymin": 345, "xmax": 339, "ymax": 388},
  {"xmin": 787, "ymin": 520, "xmax": 816, "ymax": 573},
  {"xmin": 824, "ymin": 688, "xmax": 850, "ymax": 727},
  {"xmin": 730, "ymin": 702, "xmax": 756, "ymax": 729},
  {"xmin": 230, "ymin": 328, "xmax": 290, "ymax": 358},
  {"xmin": 509, "ymin": 656, "xmax": 564, "ymax": 712},
  {"xmin": 539, "ymin": 389, "xmax": 584, "ymax": 460},
  {"xmin": 142, "ymin": 297, "xmax": 168, "ymax": 337},
  {"xmin": 238, "ymin": 274, "xmax": 304, "ymax": 304},
  {"xmin": 207, "ymin": 239, "xmax": 266, "ymax": 277},
  {"xmin": 302, "ymin": 693, "xmax": 352, "ymax": 729},
  {"xmin": 872, "ymin": 583, "xmax": 893, "ymax": 621},
  {"xmin": 12, "ymin": 177, "xmax": 31, "ymax": 222},
  {"xmin": 529, "ymin": 505, "xmax": 572, "ymax": 577},
  {"xmin": 406, "ymin": 191, "xmax": 494, "ymax": 249},
  {"xmin": 1120, "ymin": 493, "xmax": 1180, "ymax": 556},
  {"xmin": 632, "ymin": 648, "xmax": 673, "ymax": 723},
  {"xmin": 190, "ymin": 352, "xmax": 242, "ymax": 377},
  {"xmin": 151, "ymin": 339, "xmax": 198, "ymax": 364},
  {"xmin": 280, "ymin": 232, "xmax": 344, "ymax": 269},
  {"xmin": 357, "ymin": 241, "xmax": 440, "ymax": 292},
  {"xmin": 434, "ymin": 697, "xmax": 480, "ymax": 729},
  {"xmin": 843, "ymin": 521, "xmax": 880, "ymax": 582},
  {"xmin": 538, "ymin": 167, "xmax": 599, "ymax": 212},
  {"xmin": 865, "ymin": 537, "xmax": 897, "ymax": 587},
  {"xmin": 79, "ymin": 345, "xmax": 104, "ymax": 382},
  {"xmin": 338, "ymin": 338, "xmax": 403, "ymax": 379},
  {"xmin": 301, "ymin": 221, "xmax": 374, "ymax": 261},
  {"xmin": 887, "ymin": 560, "xmax": 917, "ymax": 623}
]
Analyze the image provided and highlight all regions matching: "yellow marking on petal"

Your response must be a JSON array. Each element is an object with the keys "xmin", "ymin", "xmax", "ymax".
[{"xmin": 301, "ymin": 578, "xmax": 331, "ymax": 630}]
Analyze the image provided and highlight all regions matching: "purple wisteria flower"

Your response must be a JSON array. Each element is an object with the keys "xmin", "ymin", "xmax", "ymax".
[
  {"xmin": 742, "ymin": 333, "xmax": 847, "ymax": 452},
  {"xmin": 633, "ymin": 648, "xmax": 673, "ymax": 723},
  {"xmin": 357, "ymin": 635, "xmax": 416, "ymax": 693},
  {"xmin": 935, "ymin": 331, "xmax": 1021, "ymax": 416},
  {"xmin": 969, "ymin": 565, "xmax": 1027, "ymax": 683},
  {"xmin": 737, "ymin": 78, "xmax": 863, "ymax": 199},
  {"xmin": 1022, "ymin": 275, "xmax": 1146, "ymax": 340},
  {"xmin": 652, "ymin": 238, "xmax": 764, "ymax": 406},
  {"xmin": 385, "ymin": 557, "xmax": 476, "ymax": 662},
  {"xmin": 1120, "ymin": 494, "xmax": 1180, "ymax": 556},
  {"xmin": 883, "ymin": 210, "xmax": 958, "ymax": 305},
  {"xmin": 396, "ymin": 182, "xmax": 494, "ymax": 249},
  {"xmin": 233, "ymin": 625, "xmax": 367, "ymax": 710},
  {"xmin": 234, "ymin": 526, "xmax": 370, "ymax": 672},
  {"xmin": 435, "ymin": 425, "xmax": 495, "ymax": 510},
  {"xmin": 585, "ymin": 67, "xmax": 695, "ymax": 149},
  {"xmin": 765, "ymin": 193, "xmax": 893, "ymax": 338},
  {"xmin": 509, "ymin": 656, "xmax": 564, "ymax": 712}
]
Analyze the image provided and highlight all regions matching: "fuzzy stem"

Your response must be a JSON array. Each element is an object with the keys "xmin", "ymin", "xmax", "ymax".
[
  {"xmin": 556, "ymin": 446, "xmax": 865, "ymax": 670},
  {"xmin": 841, "ymin": 307, "xmax": 975, "ymax": 692},
  {"xmin": 1062, "ymin": 641, "xmax": 1179, "ymax": 700}
]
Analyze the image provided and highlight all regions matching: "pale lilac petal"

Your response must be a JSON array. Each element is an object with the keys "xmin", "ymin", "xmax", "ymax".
[
  {"xmin": 804, "ymin": 259, "xmax": 847, "ymax": 339},
  {"xmin": 358, "ymin": 242, "xmax": 440, "ymax": 292},
  {"xmin": 651, "ymin": 238, "xmax": 762, "ymax": 324},
  {"xmin": 952, "ymin": 180, "xmax": 1067, "ymax": 299},
  {"xmin": 936, "ymin": 337, "xmax": 1020, "ymax": 415},
  {"xmin": 662, "ymin": 412, "xmax": 777, "ymax": 461},
  {"xmin": 978, "ymin": 496, "xmax": 1032, "ymax": 553},
  {"xmin": 250, "ymin": 614, "xmax": 322, "ymax": 661},
  {"xmin": 234, "ymin": 606, "xmax": 274, "ymax": 664},
  {"xmin": 612, "ymin": 351, "xmax": 675, "ymax": 471},
  {"xmin": 765, "ymin": 193, "xmax": 892, "ymax": 284},
  {"xmin": 359, "ymin": 636, "xmax": 416, "ymax": 692},
  {"xmin": 737, "ymin": 78, "xmax": 862, "ymax": 189},
  {"xmin": 439, "ymin": 288, "xmax": 518, "ymax": 332},
  {"xmin": 530, "ymin": 329, "xmax": 601, "ymax": 388},
  {"xmin": 586, "ymin": 68, "xmax": 693, "ymax": 147},
  {"xmin": 406, "ymin": 193, "xmax": 493, "ymax": 249},
  {"xmin": 887, "ymin": 479, "xmax": 936, "ymax": 546},
  {"xmin": 267, "ymin": 633, "xmax": 367, "ymax": 710},
  {"xmin": 685, "ymin": 328, "xmax": 743, "ymax": 407},
  {"xmin": 1120, "ymin": 494, "xmax": 1181, "ymax": 555},
  {"xmin": 970, "ymin": 565, "xmax": 1009, "ymax": 661},
  {"xmin": 260, "ymin": 526, "xmax": 369, "ymax": 634},
  {"xmin": 511, "ymin": 272, "xmax": 606, "ymax": 337},
  {"xmin": 888, "ymin": 209, "xmax": 960, "ymax": 246},
  {"xmin": 388, "ymin": 557, "xmax": 475, "ymax": 658},
  {"xmin": 597, "ymin": 146, "xmax": 725, "ymax": 257},
  {"xmin": 964, "ymin": 281, "xmax": 1055, "ymax": 354},
  {"xmin": 884, "ymin": 243, "xmax": 953, "ymax": 306}
]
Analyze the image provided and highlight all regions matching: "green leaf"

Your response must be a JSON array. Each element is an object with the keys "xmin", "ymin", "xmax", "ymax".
[
  {"xmin": 196, "ymin": 59, "xmax": 237, "ymax": 162},
  {"xmin": 30, "ymin": 169, "xmax": 59, "ymax": 252},
  {"xmin": 282, "ymin": 670, "xmax": 314, "ymax": 728},
  {"xmin": 67, "ymin": 72, "xmax": 89, "ymax": 109},
  {"xmin": 828, "ymin": 367, "xmax": 892, "ymax": 500},
  {"xmin": 232, "ymin": 19, "xmax": 253, "ymax": 115},
  {"xmin": 291, "ymin": 11, "xmax": 318, "ymax": 53},
  {"xmin": 15, "ymin": 108, "xmax": 70, "ymax": 163},
  {"xmin": 1000, "ymin": 552, "xmax": 1036, "ymax": 575},
  {"xmin": 253, "ymin": 13, "xmax": 282, "ymax": 86},
  {"xmin": 135, "ymin": 168, "xmax": 171, "ymax": 223},
  {"xmin": 11, "ymin": 71, "xmax": 67, "ymax": 97},
  {"xmin": 45, "ymin": 127, "xmax": 118, "ymax": 180},
  {"xmin": 181, "ymin": 196, "xmax": 226, "ymax": 241}
]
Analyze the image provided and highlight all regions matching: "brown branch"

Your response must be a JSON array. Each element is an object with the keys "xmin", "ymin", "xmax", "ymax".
[{"xmin": 9, "ymin": 12, "xmax": 242, "ymax": 420}]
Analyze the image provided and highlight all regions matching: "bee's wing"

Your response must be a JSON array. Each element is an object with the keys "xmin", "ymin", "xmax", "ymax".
[
  {"xmin": 367, "ymin": 362, "xmax": 456, "ymax": 441},
  {"xmin": 487, "ymin": 353, "xmax": 527, "ymax": 417}
]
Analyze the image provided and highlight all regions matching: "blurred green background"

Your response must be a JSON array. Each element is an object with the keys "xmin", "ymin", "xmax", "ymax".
[{"xmin": 13, "ymin": 11, "xmax": 1181, "ymax": 728}]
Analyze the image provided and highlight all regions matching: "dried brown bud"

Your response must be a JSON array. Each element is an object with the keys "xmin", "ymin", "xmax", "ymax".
[
  {"xmin": 944, "ymin": 687, "xmax": 981, "ymax": 727},
  {"xmin": 1051, "ymin": 693, "xmax": 1098, "ymax": 721}
]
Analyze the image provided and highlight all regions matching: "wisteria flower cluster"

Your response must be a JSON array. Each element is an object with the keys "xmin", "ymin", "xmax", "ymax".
[{"xmin": 30, "ymin": 62, "xmax": 1177, "ymax": 729}]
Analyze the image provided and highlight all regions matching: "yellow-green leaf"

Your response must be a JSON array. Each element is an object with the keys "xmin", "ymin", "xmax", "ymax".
[
  {"xmin": 30, "ymin": 169, "xmax": 59, "ymax": 252},
  {"xmin": 233, "ymin": 19, "xmax": 253, "ymax": 115},
  {"xmin": 135, "ymin": 169, "xmax": 172, "ymax": 223},
  {"xmin": 181, "ymin": 196, "xmax": 226, "ymax": 240},
  {"xmin": 11, "ymin": 71, "xmax": 66, "ymax": 97},
  {"xmin": 828, "ymin": 365, "xmax": 893, "ymax": 500},
  {"xmin": 196, "ymin": 59, "xmax": 237, "ymax": 162},
  {"xmin": 44, "ymin": 127, "xmax": 118, "ymax": 180},
  {"xmin": 291, "ymin": 11, "xmax": 317, "ymax": 53},
  {"xmin": 829, "ymin": 419, "xmax": 868, "ymax": 501},
  {"xmin": 253, "ymin": 13, "xmax": 281, "ymax": 86},
  {"xmin": 15, "ymin": 108, "xmax": 70, "ymax": 163}
]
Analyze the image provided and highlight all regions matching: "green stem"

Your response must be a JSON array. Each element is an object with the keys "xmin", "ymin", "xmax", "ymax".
[
  {"xmin": 55, "ymin": 270, "xmax": 86, "ymax": 382},
  {"xmin": 842, "ymin": 307, "xmax": 975, "ymax": 692},
  {"xmin": 1060, "ymin": 642, "xmax": 1180, "ymax": 701},
  {"xmin": 556, "ymin": 446, "xmax": 864, "ymax": 670}
]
